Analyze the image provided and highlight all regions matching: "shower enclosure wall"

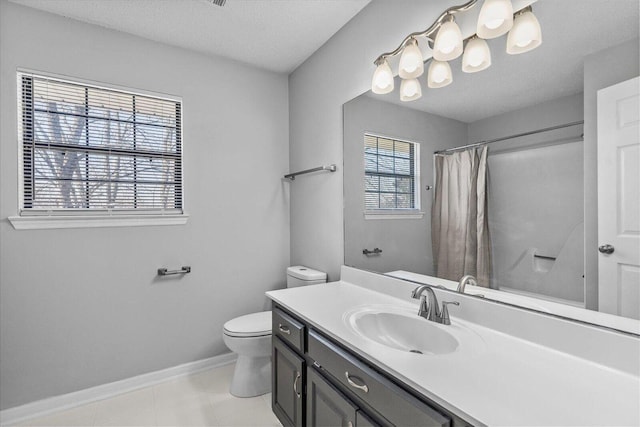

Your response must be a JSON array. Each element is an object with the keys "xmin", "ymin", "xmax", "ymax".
[{"xmin": 487, "ymin": 133, "xmax": 584, "ymax": 305}]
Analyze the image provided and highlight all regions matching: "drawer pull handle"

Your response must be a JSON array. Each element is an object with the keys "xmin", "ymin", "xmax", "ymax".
[
  {"xmin": 345, "ymin": 371, "xmax": 369, "ymax": 393},
  {"xmin": 293, "ymin": 371, "xmax": 301, "ymax": 398},
  {"xmin": 278, "ymin": 324, "xmax": 291, "ymax": 335}
]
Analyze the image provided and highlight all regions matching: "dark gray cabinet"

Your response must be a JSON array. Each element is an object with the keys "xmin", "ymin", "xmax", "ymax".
[
  {"xmin": 356, "ymin": 411, "xmax": 380, "ymax": 427},
  {"xmin": 274, "ymin": 307, "xmax": 305, "ymax": 352},
  {"xmin": 308, "ymin": 330, "xmax": 451, "ymax": 427},
  {"xmin": 271, "ymin": 304, "xmax": 469, "ymax": 427},
  {"xmin": 273, "ymin": 336, "xmax": 305, "ymax": 427},
  {"xmin": 306, "ymin": 366, "xmax": 358, "ymax": 427}
]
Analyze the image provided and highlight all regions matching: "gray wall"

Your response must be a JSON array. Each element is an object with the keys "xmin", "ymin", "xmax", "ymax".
[
  {"xmin": 467, "ymin": 93, "xmax": 584, "ymax": 143},
  {"xmin": 0, "ymin": 2, "xmax": 290, "ymax": 410},
  {"xmin": 343, "ymin": 95, "xmax": 466, "ymax": 274},
  {"xmin": 583, "ymin": 38, "xmax": 639, "ymax": 310},
  {"xmin": 289, "ymin": 1, "xmax": 460, "ymax": 280},
  {"xmin": 468, "ymin": 94, "xmax": 584, "ymax": 303}
]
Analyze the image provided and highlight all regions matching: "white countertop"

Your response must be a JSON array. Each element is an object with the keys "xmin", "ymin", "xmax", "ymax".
[{"xmin": 267, "ymin": 280, "xmax": 640, "ymax": 426}]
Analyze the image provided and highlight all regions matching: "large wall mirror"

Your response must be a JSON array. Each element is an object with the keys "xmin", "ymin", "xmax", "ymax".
[{"xmin": 343, "ymin": 0, "xmax": 639, "ymax": 332}]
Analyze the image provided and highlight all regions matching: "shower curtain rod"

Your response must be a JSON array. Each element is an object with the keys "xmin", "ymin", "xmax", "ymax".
[{"xmin": 434, "ymin": 120, "xmax": 584, "ymax": 155}]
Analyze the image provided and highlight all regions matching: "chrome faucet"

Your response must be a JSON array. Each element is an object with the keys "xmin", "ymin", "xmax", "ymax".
[
  {"xmin": 457, "ymin": 275, "xmax": 477, "ymax": 293},
  {"xmin": 411, "ymin": 285, "xmax": 459, "ymax": 325},
  {"xmin": 411, "ymin": 285, "xmax": 439, "ymax": 322}
]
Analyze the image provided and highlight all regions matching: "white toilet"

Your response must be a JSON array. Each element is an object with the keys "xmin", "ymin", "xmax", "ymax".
[{"xmin": 223, "ymin": 266, "xmax": 327, "ymax": 397}]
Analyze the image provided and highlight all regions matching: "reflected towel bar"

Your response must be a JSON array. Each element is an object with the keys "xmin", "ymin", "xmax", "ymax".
[
  {"xmin": 158, "ymin": 266, "xmax": 191, "ymax": 276},
  {"xmin": 533, "ymin": 254, "xmax": 556, "ymax": 261},
  {"xmin": 363, "ymin": 248, "xmax": 383, "ymax": 256},
  {"xmin": 285, "ymin": 164, "xmax": 337, "ymax": 180}
]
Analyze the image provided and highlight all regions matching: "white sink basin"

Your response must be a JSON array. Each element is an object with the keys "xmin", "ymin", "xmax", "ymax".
[{"xmin": 350, "ymin": 311, "xmax": 459, "ymax": 355}]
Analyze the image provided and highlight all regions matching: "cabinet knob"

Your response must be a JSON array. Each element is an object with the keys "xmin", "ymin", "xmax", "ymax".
[
  {"xmin": 345, "ymin": 371, "xmax": 369, "ymax": 393},
  {"xmin": 278, "ymin": 324, "xmax": 291, "ymax": 335}
]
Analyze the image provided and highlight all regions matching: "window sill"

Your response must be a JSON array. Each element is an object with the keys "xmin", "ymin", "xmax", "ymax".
[
  {"xmin": 364, "ymin": 211, "xmax": 425, "ymax": 220},
  {"xmin": 8, "ymin": 213, "xmax": 189, "ymax": 230}
]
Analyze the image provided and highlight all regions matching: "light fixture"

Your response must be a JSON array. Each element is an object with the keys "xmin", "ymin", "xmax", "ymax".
[
  {"xmin": 433, "ymin": 15, "xmax": 464, "ymax": 61},
  {"xmin": 398, "ymin": 38, "xmax": 424, "ymax": 79},
  {"xmin": 371, "ymin": 0, "xmax": 543, "ymax": 101},
  {"xmin": 371, "ymin": 59, "xmax": 394, "ymax": 94},
  {"xmin": 462, "ymin": 36, "xmax": 491, "ymax": 73},
  {"xmin": 400, "ymin": 78, "xmax": 422, "ymax": 102},
  {"xmin": 477, "ymin": 0, "xmax": 513, "ymax": 39},
  {"xmin": 506, "ymin": 6, "xmax": 542, "ymax": 54},
  {"xmin": 427, "ymin": 60, "xmax": 453, "ymax": 88}
]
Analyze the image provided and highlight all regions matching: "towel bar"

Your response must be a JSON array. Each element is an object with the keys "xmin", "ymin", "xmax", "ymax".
[
  {"xmin": 533, "ymin": 254, "xmax": 556, "ymax": 261},
  {"xmin": 285, "ymin": 164, "xmax": 336, "ymax": 180},
  {"xmin": 157, "ymin": 266, "xmax": 191, "ymax": 276},
  {"xmin": 363, "ymin": 248, "xmax": 382, "ymax": 256}
]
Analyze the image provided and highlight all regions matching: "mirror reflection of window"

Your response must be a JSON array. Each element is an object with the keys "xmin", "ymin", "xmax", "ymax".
[{"xmin": 364, "ymin": 134, "xmax": 420, "ymax": 212}]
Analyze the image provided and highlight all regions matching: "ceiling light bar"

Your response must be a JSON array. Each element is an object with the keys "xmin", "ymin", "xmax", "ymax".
[{"xmin": 371, "ymin": 0, "xmax": 542, "ymax": 102}]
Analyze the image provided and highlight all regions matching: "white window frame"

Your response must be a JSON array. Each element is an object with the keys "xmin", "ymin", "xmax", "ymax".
[
  {"xmin": 363, "ymin": 132, "xmax": 424, "ymax": 220},
  {"xmin": 9, "ymin": 69, "xmax": 189, "ymax": 230}
]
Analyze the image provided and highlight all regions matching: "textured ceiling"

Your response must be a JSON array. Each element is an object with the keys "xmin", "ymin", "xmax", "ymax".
[
  {"xmin": 9, "ymin": 0, "xmax": 370, "ymax": 73},
  {"xmin": 366, "ymin": 0, "xmax": 640, "ymax": 123}
]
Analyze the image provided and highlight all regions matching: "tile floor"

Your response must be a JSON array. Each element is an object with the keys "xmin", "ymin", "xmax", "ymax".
[{"xmin": 7, "ymin": 363, "xmax": 282, "ymax": 427}]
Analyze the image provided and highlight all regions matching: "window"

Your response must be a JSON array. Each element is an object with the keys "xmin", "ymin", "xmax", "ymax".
[
  {"xmin": 12, "ymin": 71, "xmax": 186, "ymax": 229},
  {"xmin": 364, "ymin": 134, "xmax": 420, "ymax": 214}
]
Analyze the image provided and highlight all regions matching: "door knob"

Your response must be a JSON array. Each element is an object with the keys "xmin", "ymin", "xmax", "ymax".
[{"xmin": 598, "ymin": 244, "xmax": 615, "ymax": 254}]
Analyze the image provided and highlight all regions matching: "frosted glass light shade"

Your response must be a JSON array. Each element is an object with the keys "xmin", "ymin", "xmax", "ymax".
[
  {"xmin": 462, "ymin": 37, "xmax": 492, "ymax": 73},
  {"xmin": 433, "ymin": 17, "xmax": 463, "ymax": 61},
  {"xmin": 371, "ymin": 60, "xmax": 394, "ymax": 94},
  {"xmin": 477, "ymin": 0, "xmax": 513, "ymax": 39},
  {"xmin": 398, "ymin": 39, "xmax": 424, "ymax": 79},
  {"xmin": 506, "ymin": 9, "xmax": 542, "ymax": 54},
  {"xmin": 427, "ymin": 60, "xmax": 453, "ymax": 88},
  {"xmin": 400, "ymin": 78, "xmax": 422, "ymax": 101}
]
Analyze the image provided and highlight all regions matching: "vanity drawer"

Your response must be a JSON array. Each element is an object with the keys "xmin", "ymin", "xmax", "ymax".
[
  {"xmin": 308, "ymin": 329, "xmax": 451, "ymax": 427},
  {"xmin": 273, "ymin": 307, "xmax": 305, "ymax": 352}
]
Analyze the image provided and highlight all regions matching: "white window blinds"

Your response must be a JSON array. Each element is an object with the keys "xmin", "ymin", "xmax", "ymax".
[
  {"xmin": 19, "ymin": 72, "xmax": 183, "ymax": 214},
  {"xmin": 364, "ymin": 134, "xmax": 418, "ymax": 210}
]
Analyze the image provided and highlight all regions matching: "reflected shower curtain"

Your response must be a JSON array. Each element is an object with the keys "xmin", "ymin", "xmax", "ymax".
[{"xmin": 432, "ymin": 146, "xmax": 491, "ymax": 287}]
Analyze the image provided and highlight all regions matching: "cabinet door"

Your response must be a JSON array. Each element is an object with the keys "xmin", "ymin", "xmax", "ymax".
[
  {"xmin": 356, "ymin": 410, "xmax": 382, "ymax": 427},
  {"xmin": 307, "ymin": 366, "xmax": 359, "ymax": 427},
  {"xmin": 273, "ymin": 337, "xmax": 305, "ymax": 427}
]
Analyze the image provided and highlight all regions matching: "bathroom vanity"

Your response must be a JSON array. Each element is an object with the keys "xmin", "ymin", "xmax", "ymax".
[
  {"xmin": 271, "ymin": 305, "xmax": 465, "ymax": 426},
  {"xmin": 267, "ymin": 266, "xmax": 640, "ymax": 427}
]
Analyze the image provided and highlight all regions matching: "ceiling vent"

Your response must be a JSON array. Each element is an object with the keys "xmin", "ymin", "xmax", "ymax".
[{"xmin": 205, "ymin": 0, "xmax": 227, "ymax": 6}]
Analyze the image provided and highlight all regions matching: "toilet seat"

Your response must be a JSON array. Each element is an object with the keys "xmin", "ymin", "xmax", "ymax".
[{"xmin": 223, "ymin": 311, "xmax": 272, "ymax": 337}]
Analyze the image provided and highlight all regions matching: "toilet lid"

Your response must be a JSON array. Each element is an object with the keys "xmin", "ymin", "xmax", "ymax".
[{"xmin": 223, "ymin": 311, "xmax": 272, "ymax": 337}]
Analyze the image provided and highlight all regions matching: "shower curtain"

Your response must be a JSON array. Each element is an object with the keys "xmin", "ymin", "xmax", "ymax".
[{"xmin": 432, "ymin": 146, "xmax": 491, "ymax": 287}]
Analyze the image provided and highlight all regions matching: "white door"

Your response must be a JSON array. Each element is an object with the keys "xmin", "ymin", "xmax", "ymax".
[{"xmin": 597, "ymin": 76, "xmax": 640, "ymax": 319}]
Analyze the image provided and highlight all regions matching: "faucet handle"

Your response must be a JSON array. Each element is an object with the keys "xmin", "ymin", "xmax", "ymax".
[
  {"xmin": 417, "ymin": 295, "xmax": 429, "ymax": 318},
  {"xmin": 440, "ymin": 301, "xmax": 460, "ymax": 325}
]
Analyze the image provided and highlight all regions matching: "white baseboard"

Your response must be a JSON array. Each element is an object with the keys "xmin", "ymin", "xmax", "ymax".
[{"xmin": 0, "ymin": 352, "xmax": 237, "ymax": 426}]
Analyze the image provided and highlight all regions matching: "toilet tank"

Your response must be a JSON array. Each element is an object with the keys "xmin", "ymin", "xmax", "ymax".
[{"xmin": 286, "ymin": 266, "xmax": 327, "ymax": 288}]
